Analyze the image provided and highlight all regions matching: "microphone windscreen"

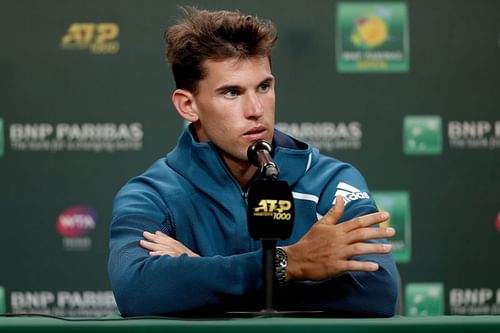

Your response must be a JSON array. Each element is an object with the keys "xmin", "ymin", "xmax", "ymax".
[{"xmin": 247, "ymin": 140, "xmax": 272, "ymax": 166}]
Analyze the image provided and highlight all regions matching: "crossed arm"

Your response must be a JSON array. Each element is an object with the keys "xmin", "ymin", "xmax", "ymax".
[{"xmin": 139, "ymin": 196, "xmax": 395, "ymax": 283}]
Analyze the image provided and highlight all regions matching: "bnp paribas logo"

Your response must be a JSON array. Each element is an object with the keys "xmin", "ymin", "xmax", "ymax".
[
  {"xmin": 406, "ymin": 283, "xmax": 445, "ymax": 316},
  {"xmin": 403, "ymin": 115, "xmax": 443, "ymax": 155},
  {"xmin": 372, "ymin": 191, "xmax": 411, "ymax": 263},
  {"xmin": 336, "ymin": 2, "xmax": 409, "ymax": 73},
  {"xmin": 0, "ymin": 118, "xmax": 4, "ymax": 157}
]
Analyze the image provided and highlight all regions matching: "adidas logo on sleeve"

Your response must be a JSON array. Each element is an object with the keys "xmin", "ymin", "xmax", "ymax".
[{"xmin": 333, "ymin": 182, "xmax": 370, "ymax": 205}]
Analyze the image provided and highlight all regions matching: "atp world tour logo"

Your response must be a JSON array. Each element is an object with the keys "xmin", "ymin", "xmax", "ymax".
[
  {"xmin": 60, "ymin": 22, "xmax": 120, "ymax": 54},
  {"xmin": 336, "ymin": 3, "xmax": 409, "ymax": 73}
]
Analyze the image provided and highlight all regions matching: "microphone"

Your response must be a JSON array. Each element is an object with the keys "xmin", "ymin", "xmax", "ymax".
[
  {"xmin": 247, "ymin": 140, "xmax": 279, "ymax": 180},
  {"xmin": 245, "ymin": 140, "xmax": 295, "ymax": 314},
  {"xmin": 246, "ymin": 141, "xmax": 294, "ymax": 240}
]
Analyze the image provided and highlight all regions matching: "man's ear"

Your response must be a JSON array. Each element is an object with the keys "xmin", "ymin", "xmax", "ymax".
[{"xmin": 172, "ymin": 89, "xmax": 199, "ymax": 122}]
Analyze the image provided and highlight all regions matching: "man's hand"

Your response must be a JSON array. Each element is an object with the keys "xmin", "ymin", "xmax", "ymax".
[
  {"xmin": 282, "ymin": 196, "xmax": 395, "ymax": 282},
  {"xmin": 140, "ymin": 231, "xmax": 199, "ymax": 257}
]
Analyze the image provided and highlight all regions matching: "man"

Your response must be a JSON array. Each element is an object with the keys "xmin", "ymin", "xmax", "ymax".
[{"xmin": 108, "ymin": 7, "xmax": 398, "ymax": 317}]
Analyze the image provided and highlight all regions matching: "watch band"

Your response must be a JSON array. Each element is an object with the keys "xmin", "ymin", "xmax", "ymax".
[{"xmin": 275, "ymin": 247, "xmax": 288, "ymax": 285}]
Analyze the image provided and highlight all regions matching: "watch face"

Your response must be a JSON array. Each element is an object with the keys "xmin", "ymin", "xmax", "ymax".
[
  {"xmin": 275, "ymin": 248, "xmax": 288, "ymax": 285},
  {"xmin": 276, "ymin": 248, "xmax": 287, "ymax": 267}
]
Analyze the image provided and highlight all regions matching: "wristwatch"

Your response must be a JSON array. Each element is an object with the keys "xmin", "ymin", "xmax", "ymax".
[{"xmin": 275, "ymin": 247, "xmax": 288, "ymax": 285}]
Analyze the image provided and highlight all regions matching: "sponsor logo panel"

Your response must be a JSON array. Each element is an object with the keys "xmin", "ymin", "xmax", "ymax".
[
  {"xmin": 10, "ymin": 290, "xmax": 117, "ymax": 316},
  {"xmin": 405, "ymin": 283, "xmax": 444, "ymax": 316},
  {"xmin": 403, "ymin": 116, "xmax": 500, "ymax": 154},
  {"xmin": 372, "ymin": 191, "xmax": 411, "ymax": 263},
  {"xmin": 450, "ymin": 287, "xmax": 500, "ymax": 315},
  {"xmin": 60, "ymin": 22, "xmax": 120, "ymax": 55},
  {"xmin": 403, "ymin": 115, "xmax": 443, "ymax": 155},
  {"xmin": 336, "ymin": 2, "xmax": 409, "ymax": 73},
  {"xmin": 448, "ymin": 120, "xmax": 500, "ymax": 149},
  {"xmin": 8, "ymin": 122, "xmax": 143, "ymax": 153},
  {"xmin": 276, "ymin": 121, "xmax": 362, "ymax": 151},
  {"xmin": 406, "ymin": 284, "xmax": 500, "ymax": 315},
  {"xmin": 0, "ymin": 286, "xmax": 5, "ymax": 314},
  {"xmin": 56, "ymin": 206, "xmax": 97, "ymax": 251},
  {"xmin": 496, "ymin": 212, "xmax": 500, "ymax": 233}
]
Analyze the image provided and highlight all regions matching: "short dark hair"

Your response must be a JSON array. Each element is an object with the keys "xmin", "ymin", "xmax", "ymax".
[{"xmin": 165, "ymin": 6, "xmax": 278, "ymax": 94}]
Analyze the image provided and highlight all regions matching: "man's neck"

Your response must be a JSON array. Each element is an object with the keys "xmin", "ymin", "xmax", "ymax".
[
  {"xmin": 188, "ymin": 124, "xmax": 260, "ymax": 188},
  {"xmin": 222, "ymin": 156, "xmax": 259, "ymax": 189}
]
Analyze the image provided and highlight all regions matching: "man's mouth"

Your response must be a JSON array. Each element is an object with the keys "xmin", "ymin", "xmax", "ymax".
[{"xmin": 243, "ymin": 126, "xmax": 267, "ymax": 140}]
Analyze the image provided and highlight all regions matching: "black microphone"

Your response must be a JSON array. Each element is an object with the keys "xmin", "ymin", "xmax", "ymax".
[
  {"xmin": 246, "ymin": 141, "xmax": 294, "ymax": 240},
  {"xmin": 247, "ymin": 140, "xmax": 279, "ymax": 180},
  {"xmin": 245, "ymin": 140, "xmax": 295, "ymax": 314}
]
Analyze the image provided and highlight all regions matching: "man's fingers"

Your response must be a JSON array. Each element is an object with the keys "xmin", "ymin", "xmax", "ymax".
[
  {"xmin": 141, "ymin": 240, "xmax": 176, "ymax": 255},
  {"xmin": 337, "ymin": 260, "xmax": 380, "ymax": 273},
  {"xmin": 139, "ymin": 239, "xmax": 160, "ymax": 251},
  {"xmin": 321, "ymin": 196, "xmax": 345, "ymax": 225},
  {"xmin": 155, "ymin": 230, "xmax": 170, "ymax": 239},
  {"xmin": 345, "ymin": 226, "xmax": 396, "ymax": 244},
  {"xmin": 149, "ymin": 251, "xmax": 172, "ymax": 257},
  {"xmin": 141, "ymin": 232, "xmax": 199, "ymax": 257},
  {"xmin": 342, "ymin": 242, "xmax": 392, "ymax": 258},
  {"xmin": 143, "ymin": 230, "xmax": 174, "ymax": 244},
  {"xmin": 340, "ymin": 211, "xmax": 390, "ymax": 232},
  {"xmin": 143, "ymin": 231, "xmax": 157, "ymax": 241}
]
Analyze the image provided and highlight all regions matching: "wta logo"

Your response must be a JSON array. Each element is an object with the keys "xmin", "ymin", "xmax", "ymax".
[
  {"xmin": 56, "ymin": 206, "xmax": 97, "ymax": 238},
  {"xmin": 496, "ymin": 212, "xmax": 500, "ymax": 233}
]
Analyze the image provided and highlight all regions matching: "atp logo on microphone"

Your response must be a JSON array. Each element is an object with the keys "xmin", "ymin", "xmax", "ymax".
[
  {"xmin": 247, "ymin": 178, "xmax": 295, "ymax": 240},
  {"xmin": 253, "ymin": 199, "xmax": 292, "ymax": 221}
]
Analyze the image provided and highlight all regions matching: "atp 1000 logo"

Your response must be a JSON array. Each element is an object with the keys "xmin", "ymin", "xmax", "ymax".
[
  {"xmin": 60, "ymin": 22, "xmax": 120, "ymax": 54},
  {"xmin": 253, "ymin": 200, "xmax": 292, "ymax": 221}
]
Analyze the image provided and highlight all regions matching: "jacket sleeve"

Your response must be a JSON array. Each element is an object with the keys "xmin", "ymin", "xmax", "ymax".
[
  {"xmin": 275, "ymin": 163, "xmax": 399, "ymax": 317},
  {"xmin": 276, "ymin": 251, "xmax": 399, "ymax": 317},
  {"xmin": 108, "ymin": 181, "xmax": 262, "ymax": 317}
]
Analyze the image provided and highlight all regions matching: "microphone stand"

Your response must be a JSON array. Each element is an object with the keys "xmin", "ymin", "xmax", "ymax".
[
  {"xmin": 259, "ymin": 157, "xmax": 279, "ymax": 314},
  {"xmin": 232, "ymin": 140, "xmax": 321, "ymax": 317},
  {"xmin": 262, "ymin": 239, "xmax": 277, "ymax": 314}
]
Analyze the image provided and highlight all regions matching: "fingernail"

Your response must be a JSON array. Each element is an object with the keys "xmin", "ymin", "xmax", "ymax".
[
  {"xmin": 383, "ymin": 243, "xmax": 392, "ymax": 251},
  {"xmin": 380, "ymin": 212, "xmax": 389, "ymax": 219},
  {"xmin": 386, "ymin": 227, "xmax": 395, "ymax": 236}
]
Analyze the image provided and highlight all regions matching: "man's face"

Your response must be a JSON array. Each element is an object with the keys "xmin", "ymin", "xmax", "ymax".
[{"xmin": 191, "ymin": 56, "xmax": 276, "ymax": 167}]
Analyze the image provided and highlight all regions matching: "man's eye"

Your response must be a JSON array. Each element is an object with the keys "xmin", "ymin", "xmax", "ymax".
[
  {"xmin": 258, "ymin": 83, "xmax": 270, "ymax": 92},
  {"xmin": 224, "ymin": 89, "xmax": 238, "ymax": 98}
]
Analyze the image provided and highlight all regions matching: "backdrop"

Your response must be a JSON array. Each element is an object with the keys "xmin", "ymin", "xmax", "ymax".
[{"xmin": 1, "ymin": 0, "xmax": 499, "ymax": 316}]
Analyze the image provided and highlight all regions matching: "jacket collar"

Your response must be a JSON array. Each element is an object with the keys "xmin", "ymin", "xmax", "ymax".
[{"xmin": 166, "ymin": 126, "xmax": 315, "ymax": 195}]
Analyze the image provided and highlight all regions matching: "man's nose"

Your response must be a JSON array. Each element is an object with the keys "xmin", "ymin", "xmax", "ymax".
[{"xmin": 244, "ymin": 92, "xmax": 264, "ymax": 118}]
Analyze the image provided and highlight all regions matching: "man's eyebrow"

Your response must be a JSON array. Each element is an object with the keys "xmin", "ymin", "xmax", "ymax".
[
  {"xmin": 214, "ymin": 76, "xmax": 275, "ymax": 94},
  {"xmin": 214, "ymin": 84, "xmax": 241, "ymax": 94},
  {"xmin": 260, "ymin": 76, "xmax": 275, "ymax": 85}
]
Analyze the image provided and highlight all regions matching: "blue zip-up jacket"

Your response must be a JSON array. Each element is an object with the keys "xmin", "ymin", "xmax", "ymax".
[{"xmin": 109, "ymin": 127, "xmax": 398, "ymax": 317}]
